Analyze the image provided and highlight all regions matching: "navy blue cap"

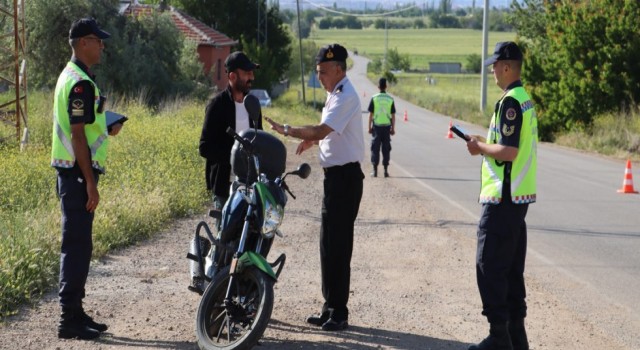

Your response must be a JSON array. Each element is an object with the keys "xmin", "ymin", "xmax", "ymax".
[
  {"xmin": 378, "ymin": 77, "xmax": 387, "ymax": 88},
  {"xmin": 316, "ymin": 44, "xmax": 348, "ymax": 64},
  {"xmin": 69, "ymin": 18, "xmax": 110, "ymax": 40},
  {"xmin": 484, "ymin": 41, "xmax": 522, "ymax": 66}
]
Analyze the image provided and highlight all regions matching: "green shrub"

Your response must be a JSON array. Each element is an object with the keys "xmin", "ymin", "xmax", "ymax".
[{"xmin": 0, "ymin": 92, "xmax": 208, "ymax": 317}]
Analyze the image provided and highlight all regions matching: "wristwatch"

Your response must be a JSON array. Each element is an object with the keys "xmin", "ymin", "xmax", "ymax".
[{"xmin": 283, "ymin": 124, "xmax": 290, "ymax": 137}]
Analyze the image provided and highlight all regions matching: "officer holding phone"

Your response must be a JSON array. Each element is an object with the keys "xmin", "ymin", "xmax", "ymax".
[{"xmin": 464, "ymin": 41, "xmax": 538, "ymax": 350}]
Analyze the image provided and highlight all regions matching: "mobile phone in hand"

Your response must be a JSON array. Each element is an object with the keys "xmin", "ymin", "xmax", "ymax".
[{"xmin": 450, "ymin": 125, "xmax": 470, "ymax": 141}]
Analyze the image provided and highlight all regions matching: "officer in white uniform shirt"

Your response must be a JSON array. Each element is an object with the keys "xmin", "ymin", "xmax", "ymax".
[{"xmin": 265, "ymin": 43, "xmax": 364, "ymax": 332}]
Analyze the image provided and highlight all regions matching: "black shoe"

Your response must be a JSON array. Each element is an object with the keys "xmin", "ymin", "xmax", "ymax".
[
  {"xmin": 78, "ymin": 311, "xmax": 108, "ymax": 333},
  {"xmin": 371, "ymin": 167, "xmax": 378, "ymax": 177},
  {"xmin": 321, "ymin": 318, "xmax": 348, "ymax": 331},
  {"xmin": 58, "ymin": 321, "xmax": 101, "ymax": 340},
  {"xmin": 306, "ymin": 312, "xmax": 330, "ymax": 326},
  {"xmin": 384, "ymin": 171, "xmax": 389, "ymax": 177},
  {"xmin": 468, "ymin": 324, "xmax": 513, "ymax": 350}
]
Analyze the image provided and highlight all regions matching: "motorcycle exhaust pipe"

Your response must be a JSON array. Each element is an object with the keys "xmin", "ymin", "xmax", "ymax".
[{"xmin": 188, "ymin": 233, "xmax": 203, "ymax": 280}]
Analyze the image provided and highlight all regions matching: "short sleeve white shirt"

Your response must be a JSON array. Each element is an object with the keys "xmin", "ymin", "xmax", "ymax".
[{"xmin": 318, "ymin": 76, "xmax": 365, "ymax": 168}]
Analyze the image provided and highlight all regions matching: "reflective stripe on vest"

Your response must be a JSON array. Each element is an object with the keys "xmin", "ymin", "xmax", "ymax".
[
  {"xmin": 479, "ymin": 86, "xmax": 537, "ymax": 204},
  {"xmin": 51, "ymin": 62, "xmax": 108, "ymax": 173},
  {"xmin": 372, "ymin": 93, "xmax": 393, "ymax": 126}
]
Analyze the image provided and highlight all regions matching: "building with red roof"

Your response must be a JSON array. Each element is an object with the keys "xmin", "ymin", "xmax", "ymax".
[{"xmin": 121, "ymin": 1, "xmax": 237, "ymax": 91}]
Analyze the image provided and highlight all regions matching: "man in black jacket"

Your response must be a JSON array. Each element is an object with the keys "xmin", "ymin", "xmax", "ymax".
[{"xmin": 199, "ymin": 51, "xmax": 263, "ymax": 211}]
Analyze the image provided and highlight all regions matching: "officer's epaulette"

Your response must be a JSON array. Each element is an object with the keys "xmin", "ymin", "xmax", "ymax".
[{"xmin": 336, "ymin": 84, "xmax": 343, "ymax": 93}]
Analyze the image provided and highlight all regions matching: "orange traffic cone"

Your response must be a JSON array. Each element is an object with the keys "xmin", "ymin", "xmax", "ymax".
[
  {"xmin": 446, "ymin": 120, "xmax": 454, "ymax": 139},
  {"xmin": 403, "ymin": 110, "xmax": 408, "ymax": 122},
  {"xmin": 617, "ymin": 160, "xmax": 638, "ymax": 194}
]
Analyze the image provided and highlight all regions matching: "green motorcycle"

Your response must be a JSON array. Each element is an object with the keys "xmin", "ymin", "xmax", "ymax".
[{"xmin": 187, "ymin": 95, "xmax": 311, "ymax": 350}]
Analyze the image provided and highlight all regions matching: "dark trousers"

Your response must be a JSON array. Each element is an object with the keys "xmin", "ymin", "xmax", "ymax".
[
  {"xmin": 320, "ymin": 162, "xmax": 364, "ymax": 321},
  {"xmin": 57, "ymin": 169, "xmax": 99, "ymax": 309},
  {"xmin": 476, "ymin": 201, "xmax": 529, "ymax": 324},
  {"xmin": 206, "ymin": 160, "xmax": 231, "ymax": 198},
  {"xmin": 370, "ymin": 125, "xmax": 391, "ymax": 167}
]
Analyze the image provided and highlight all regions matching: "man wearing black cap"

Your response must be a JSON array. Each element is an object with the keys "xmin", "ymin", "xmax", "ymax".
[
  {"xmin": 199, "ymin": 51, "xmax": 263, "ymax": 215},
  {"xmin": 463, "ymin": 41, "xmax": 537, "ymax": 350},
  {"xmin": 265, "ymin": 43, "xmax": 365, "ymax": 331},
  {"xmin": 367, "ymin": 77, "xmax": 396, "ymax": 177},
  {"xmin": 51, "ymin": 17, "xmax": 122, "ymax": 340}
]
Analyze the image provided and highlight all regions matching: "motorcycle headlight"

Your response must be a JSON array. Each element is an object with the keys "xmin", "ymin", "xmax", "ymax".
[{"xmin": 262, "ymin": 201, "xmax": 284, "ymax": 239}]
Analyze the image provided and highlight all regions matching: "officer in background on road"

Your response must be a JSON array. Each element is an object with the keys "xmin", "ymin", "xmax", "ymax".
[
  {"xmin": 51, "ymin": 18, "xmax": 122, "ymax": 340},
  {"xmin": 463, "ymin": 41, "xmax": 537, "ymax": 350},
  {"xmin": 367, "ymin": 77, "xmax": 395, "ymax": 177},
  {"xmin": 265, "ymin": 43, "xmax": 365, "ymax": 332},
  {"xmin": 199, "ymin": 51, "xmax": 262, "ymax": 213}
]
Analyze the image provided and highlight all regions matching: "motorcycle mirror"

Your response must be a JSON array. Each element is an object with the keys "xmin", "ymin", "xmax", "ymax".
[
  {"xmin": 293, "ymin": 163, "xmax": 311, "ymax": 179},
  {"xmin": 243, "ymin": 94, "xmax": 262, "ymax": 123}
]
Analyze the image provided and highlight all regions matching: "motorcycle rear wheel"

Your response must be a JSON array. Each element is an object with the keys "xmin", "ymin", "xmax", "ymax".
[{"xmin": 196, "ymin": 265, "xmax": 274, "ymax": 350}]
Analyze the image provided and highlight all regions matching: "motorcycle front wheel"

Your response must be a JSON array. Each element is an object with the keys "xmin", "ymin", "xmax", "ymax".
[{"xmin": 196, "ymin": 265, "xmax": 274, "ymax": 350}]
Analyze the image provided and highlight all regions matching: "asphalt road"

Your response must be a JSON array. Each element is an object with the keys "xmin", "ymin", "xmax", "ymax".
[{"xmin": 346, "ymin": 52, "xmax": 640, "ymax": 348}]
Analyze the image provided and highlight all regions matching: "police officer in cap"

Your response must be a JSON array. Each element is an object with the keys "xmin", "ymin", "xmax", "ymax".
[
  {"xmin": 367, "ymin": 77, "xmax": 396, "ymax": 177},
  {"xmin": 463, "ymin": 41, "xmax": 537, "ymax": 350},
  {"xmin": 51, "ymin": 17, "xmax": 122, "ymax": 340},
  {"xmin": 265, "ymin": 43, "xmax": 365, "ymax": 332}
]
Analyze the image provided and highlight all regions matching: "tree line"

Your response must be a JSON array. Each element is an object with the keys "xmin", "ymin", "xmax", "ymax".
[
  {"xmin": 282, "ymin": 5, "xmax": 514, "ymax": 39},
  {"xmin": 7, "ymin": 0, "xmax": 292, "ymax": 107},
  {"xmin": 511, "ymin": 0, "xmax": 640, "ymax": 140}
]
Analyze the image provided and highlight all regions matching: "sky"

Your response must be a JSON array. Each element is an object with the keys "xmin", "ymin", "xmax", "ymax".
[{"xmin": 277, "ymin": 0, "xmax": 514, "ymax": 11}]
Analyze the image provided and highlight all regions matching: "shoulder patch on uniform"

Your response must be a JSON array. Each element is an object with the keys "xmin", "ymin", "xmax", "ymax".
[
  {"xmin": 505, "ymin": 107, "xmax": 517, "ymax": 121},
  {"xmin": 502, "ymin": 124, "xmax": 515, "ymax": 137},
  {"xmin": 73, "ymin": 85, "xmax": 84, "ymax": 94},
  {"xmin": 71, "ymin": 99, "xmax": 84, "ymax": 117}
]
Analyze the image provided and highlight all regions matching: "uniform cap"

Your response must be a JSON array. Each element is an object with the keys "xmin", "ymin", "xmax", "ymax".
[
  {"xmin": 225, "ymin": 51, "xmax": 260, "ymax": 72},
  {"xmin": 484, "ymin": 41, "xmax": 522, "ymax": 66},
  {"xmin": 378, "ymin": 78, "xmax": 387, "ymax": 88},
  {"xmin": 315, "ymin": 44, "xmax": 348, "ymax": 64},
  {"xmin": 69, "ymin": 18, "xmax": 110, "ymax": 39}
]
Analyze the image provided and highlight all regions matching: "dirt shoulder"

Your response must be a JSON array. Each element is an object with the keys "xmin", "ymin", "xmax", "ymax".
[{"xmin": 0, "ymin": 143, "xmax": 626, "ymax": 350}]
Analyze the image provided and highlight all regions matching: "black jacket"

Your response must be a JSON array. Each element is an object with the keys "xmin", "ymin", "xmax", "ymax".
[{"xmin": 198, "ymin": 86, "xmax": 262, "ymax": 194}]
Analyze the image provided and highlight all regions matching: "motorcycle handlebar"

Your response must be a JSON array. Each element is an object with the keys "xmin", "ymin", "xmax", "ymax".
[{"xmin": 226, "ymin": 127, "xmax": 253, "ymax": 152}]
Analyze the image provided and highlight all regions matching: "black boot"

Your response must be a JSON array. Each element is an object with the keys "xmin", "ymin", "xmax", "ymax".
[
  {"xmin": 384, "ymin": 166, "xmax": 389, "ymax": 178},
  {"xmin": 58, "ymin": 307, "xmax": 101, "ymax": 340},
  {"xmin": 78, "ymin": 308, "xmax": 108, "ymax": 333},
  {"xmin": 468, "ymin": 323, "xmax": 513, "ymax": 350},
  {"xmin": 371, "ymin": 165, "xmax": 378, "ymax": 177},
  {"xmin": 508, "ymin": 319, "xmax": 529, "ymax": 350}
]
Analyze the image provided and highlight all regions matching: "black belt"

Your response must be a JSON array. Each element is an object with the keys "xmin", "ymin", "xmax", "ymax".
[{"xmin": 323, "ymin": 162, "xmax": 360, "ymax": 174}]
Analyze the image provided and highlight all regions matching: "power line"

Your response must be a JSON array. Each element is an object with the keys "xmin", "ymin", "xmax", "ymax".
[{"xmin": 302, "ymin": 0, "xmax": 419, "ymax": 17}]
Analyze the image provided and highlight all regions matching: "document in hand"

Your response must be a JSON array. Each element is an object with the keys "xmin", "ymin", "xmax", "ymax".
[{"xmin": 105, "ymin": 111, "xmax": 128, "ymax": 131}]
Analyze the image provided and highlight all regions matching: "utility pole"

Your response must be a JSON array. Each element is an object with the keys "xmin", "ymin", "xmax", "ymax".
[
  {"xmin": 384, "ymin": 15, "xmax": 388, "ymax": 71},
  {"xmin": 296, "ymin": 0, "xmax": 306, "ymax": 103},
  {"xmin": 0, "ymin": 0, "xmax": 28, "ymax": 148},
  {"xmin": 257, "ymin": 0, "xmax": 268, "ymax": 45},
  {"xmin": 480, "ymin": 0, "xmax": 489, "ymax": 112}
]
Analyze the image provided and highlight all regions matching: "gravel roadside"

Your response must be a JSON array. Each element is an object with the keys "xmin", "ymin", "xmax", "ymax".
[{"xmin": 0, "ymin": 143, "xmax": 625, "ymax": 350}]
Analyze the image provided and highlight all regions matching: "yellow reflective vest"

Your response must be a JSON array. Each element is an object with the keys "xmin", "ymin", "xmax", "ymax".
[
  {"xmin": 479, "ymin": 86, "xmax": 537, "ymax": 204},
  {"xmin": 372, "ymin": 92, "xmax": 393, "ymax": 126},
  {"xmin": 51, "ymin": 62, "xmax": 108, "ymax": 173}
]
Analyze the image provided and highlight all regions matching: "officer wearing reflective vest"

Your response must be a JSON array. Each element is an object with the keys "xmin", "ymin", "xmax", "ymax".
[
  {"xmin": 463, "ymin": 41, "xmax": 537, "ymax": 350},
  {"xmin": 367, "ymin": 77, "xmax": 396, "ymax": 177},
  {"xmin": 50, "ymin": 18, "xmax": 122, "ymax": 340}
]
